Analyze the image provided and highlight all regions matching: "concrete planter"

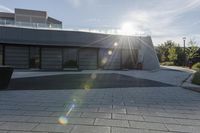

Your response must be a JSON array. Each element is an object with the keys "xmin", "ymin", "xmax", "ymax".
[{"xmin": 0, "ymin": 66, "xmax": 13, "ymax": 89}]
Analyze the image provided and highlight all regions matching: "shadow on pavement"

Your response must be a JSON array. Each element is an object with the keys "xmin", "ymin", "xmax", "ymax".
[{"xmin": 7, "ymin": 73, "xmax": 174, "ymax": 90}]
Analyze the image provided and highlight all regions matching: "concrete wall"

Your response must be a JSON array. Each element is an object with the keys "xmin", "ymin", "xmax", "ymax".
[{"xmin": 139, "ymin": 37, "xmax": 160, "ymax": 70}]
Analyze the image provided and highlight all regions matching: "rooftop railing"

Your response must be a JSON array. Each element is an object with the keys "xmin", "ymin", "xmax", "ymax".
[
  {"xmin": 0, "ymin": 19, "xmax": 62, "ymax": 29},
  {"xmin": 0, "ymin": 19, "xmax": 149, "ymax": 36}
]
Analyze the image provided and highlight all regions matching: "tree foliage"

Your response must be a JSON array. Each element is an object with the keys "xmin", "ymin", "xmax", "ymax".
[
  {"xmin": 186, "ymin": 39, "xmax": 200, "ymax": 60},
  {"xmin": 156, "ymin": 40, "xmax": 178, "ymax": 62},
  {"xmin": 156, "ymin": 39, "xmax": 199, "ymax": 66},
  {"xmin": 168, "ymin": 47, "xmax": 177, "ymax": 62}
]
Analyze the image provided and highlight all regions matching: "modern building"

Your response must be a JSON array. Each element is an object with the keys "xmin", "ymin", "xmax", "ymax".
[{"xmin": 0, "ymin": 8, "xmax": 160, "ymax": 70}]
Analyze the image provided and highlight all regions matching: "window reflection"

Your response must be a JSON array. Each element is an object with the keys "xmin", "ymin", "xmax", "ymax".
[
  {"xmin": 30, "ymin": 47, "xmax": 40, "ymax": 68},
  {"xmin": 63, "ymin": 48, "xmax": 78, "ymax": 68},
  {"xmin": 0, "ymin": 45, "xmax": 2, "ymax": 65}
]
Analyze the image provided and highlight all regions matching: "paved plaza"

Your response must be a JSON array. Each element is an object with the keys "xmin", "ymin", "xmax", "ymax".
[{"xmin": 0, "ymin": 67, "xmax": 200, "ymax": 133}]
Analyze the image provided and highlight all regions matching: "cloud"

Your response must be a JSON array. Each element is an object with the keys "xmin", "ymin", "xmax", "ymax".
[
  {"xmin": 67, "ymin": 0, "xmax": 96, "ymax": 8},
  {"xmin": 68, "ymin": 0, "xmax": 81, "ymax": 8},
  {"xmin": 0, "ymin": 5, "xmax": 13, "ymax": 13},
  {"xmin": 120, "ymin": 0, "xmax": 200, "ymax": 44}
]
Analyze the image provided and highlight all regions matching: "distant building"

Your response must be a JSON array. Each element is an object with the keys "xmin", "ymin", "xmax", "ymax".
[
  {"xmin": 0, "ymin": 8, "xmax": 159, "ymax": 70},
  {"xmin": 0, "ymin": 8, "xmax": 62, "ymax": 28}
]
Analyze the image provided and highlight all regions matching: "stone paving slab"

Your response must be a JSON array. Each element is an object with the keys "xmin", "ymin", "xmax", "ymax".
[
  {"xmin": 112, "ymin": 113, "xmax": 144, "ymax": 121},
  {"xmin": 0, "ymin": 122, "xmax": 38, "ymax": 131},
  {"xmin": 71, "ymin": 125, "xmax": 110, "ymax": 133},
  {"xmin": 81, "ymin": 112, "xmax": 111, "ymax": 119},
  {"xmin": 129, "ymin": 121, "xmax": 168, "ymax": 131},
  {"xmin": 94, "ymin": 118, "xmax": 129, "ymax": 127},
  {"xmin": 32, "ymin": 123, "xmax": 74, "ymax": 132},
  {"xmin": 0, "ymin": 87, "xmax": 200, "ymax": 132}
]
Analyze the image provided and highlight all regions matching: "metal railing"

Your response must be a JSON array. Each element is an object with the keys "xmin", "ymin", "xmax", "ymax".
[
  {"xmin": 0, "ymin": 19, "xmax": 149, "ymax": 36},
  {"xmin": 0, "ymin": 19, "xmax": 62, "ymax": 29}
]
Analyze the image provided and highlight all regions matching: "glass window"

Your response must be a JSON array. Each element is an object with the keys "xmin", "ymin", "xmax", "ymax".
[
  {"xmin": 0, "ymin": 45, "xmax": 2, "ymax": 65},
  {"xmin": 30, "ymin": 47, "xmax": 40, "ymax": 68},
  {"xmin": 63, "ymin": 48, "xmax": 78, "ymax": 68}
]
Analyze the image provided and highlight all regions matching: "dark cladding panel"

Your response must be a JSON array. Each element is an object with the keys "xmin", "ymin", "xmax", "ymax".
[
  {"xmin": 63, "ymin": 48, "xmax": 78, "ymax": 68},
  {"xmin": 0, "ymin": 45, "xmax": 2, "ymax": 65},
  {"xmin": 122, "ymin": 49, "xmax": 138, "ymax": 69},
  {"xmin": 41, "ymin": 48, "xmax": 62, "ymax": 69},
  {"xmin": 79, "ymin": 48, "xmax": 98, "ymax": 70},
  {"xmin": 99, "ymin": 48, "xmax": 121, "ymax": 70},
  {"xmin": 5, "ymin": 46, "xmax": 29, "ymax": 68}
]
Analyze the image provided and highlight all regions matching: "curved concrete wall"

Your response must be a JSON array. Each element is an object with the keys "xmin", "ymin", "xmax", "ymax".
[{"xmin": 139, "ymin": 36, "xmax": 160, "ymax": 70}]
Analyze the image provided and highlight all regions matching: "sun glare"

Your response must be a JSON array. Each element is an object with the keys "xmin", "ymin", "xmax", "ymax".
[{"xmin": 120, "ymin": 22, "xmax": 135, "ymax": 35}]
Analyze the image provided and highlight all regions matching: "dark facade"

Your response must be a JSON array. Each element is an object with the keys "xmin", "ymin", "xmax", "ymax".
[
  {"xmin": 0, "ymin": 26, "xmax": 160, "ymax": 70},
  {"xmin": 0, "ymin": 9, "xmax": 160, "ymax": 70}
]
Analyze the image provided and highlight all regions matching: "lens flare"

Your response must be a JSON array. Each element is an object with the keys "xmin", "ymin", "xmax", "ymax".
[
  {"xmin": 102, "ymin": 57, "xmax": 107, "ymax": 65},
  {"xmin": 91, "ymin": 73, "xmax": 97, "ymax": 79},
  {"xmin": 84, "ymin": 84, "xmax": 91, "ymax": 90},
  {"xmin": 108, "ymin": 50, "xmax": 112, "ymax": 55},
  {"xmin": 58, "ymin": 116, "xmax": 68, "ymax": 125},
  {"xmin": 114, "ymin": 42, "xmax": 118, "ymax": 46},
  {"xmin": 71, "ymin": 104, "xmax": 75, "ymax": 109},
  {"xmin": 73, "ymin": 98, "xmax": 77, "ymax": 102},
  {"xmin": 66, "ymin": 104, "xmax": 75, "ymax": 116}
]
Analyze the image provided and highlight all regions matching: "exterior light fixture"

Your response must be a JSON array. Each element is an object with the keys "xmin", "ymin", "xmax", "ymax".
[{"xmin": 182, "ymin": 37, "xmax": 186, "ymax": 66}]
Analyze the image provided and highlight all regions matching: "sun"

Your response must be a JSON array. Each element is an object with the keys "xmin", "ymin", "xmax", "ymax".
[{"xmin": 120, "ymin": 22, "xmax": 135, "ymax": 35}]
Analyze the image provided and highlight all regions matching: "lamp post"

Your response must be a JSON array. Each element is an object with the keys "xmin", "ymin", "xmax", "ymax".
[{"xmin": 183, "ymin": 37, "xmax": 186, "ymax": 66}]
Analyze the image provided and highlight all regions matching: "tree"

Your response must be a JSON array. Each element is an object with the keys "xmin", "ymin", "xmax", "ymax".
[
  {"xmin": 156, "ymin": 40, "xmax": 178, "ymax": 62},
  {"xmin": 168, "ymin": 47, "xmax": 177, "ymax": 62},
  {"xmin": 186, "ymin": 39, "xmax": 200, "ymax": 61},
  {"xmin": 175, "ymin": 46, "xmax": 185, "ymax": 66}
]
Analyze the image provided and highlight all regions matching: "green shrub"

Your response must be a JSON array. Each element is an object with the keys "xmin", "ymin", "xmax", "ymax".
[
  {"xmin": 160, "ymin": 62, "xmax": 174, "ymax": 66},
  {"xmin": 192, "ymin": 72, "xmax": 200, "ymax": 85},
  {"xmin": 192, "ymin": 62, "xmax": 200, "ymax": 71}
]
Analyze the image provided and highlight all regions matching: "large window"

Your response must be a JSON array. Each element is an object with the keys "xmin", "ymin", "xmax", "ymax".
[
  {"xmin": 63, "ymin": 48, "xmax": 78, "ymax": 68},
  {"xmin": 30, "ymin": 47, "xmax": 40, "ymax": 68},
  {"xmin": 0, "ymin": 45, "xmax": 2, "ymax": 65}
]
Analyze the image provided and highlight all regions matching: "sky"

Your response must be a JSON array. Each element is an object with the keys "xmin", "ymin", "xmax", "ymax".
[{"xmin": 0, "ymin": 0, "xmax": 200, "ymax": 46}]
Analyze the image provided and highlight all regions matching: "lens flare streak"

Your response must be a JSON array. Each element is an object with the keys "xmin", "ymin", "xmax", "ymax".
[{"xmin": 66, "ymin": 104, "xmax": 75, "ymax": 116}]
